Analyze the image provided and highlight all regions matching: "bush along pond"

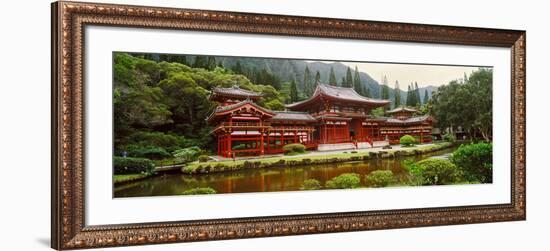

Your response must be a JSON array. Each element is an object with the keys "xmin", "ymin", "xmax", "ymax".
[{"xmin": 113, "ymin": 141, "xmax": 493, "ymax": 197}]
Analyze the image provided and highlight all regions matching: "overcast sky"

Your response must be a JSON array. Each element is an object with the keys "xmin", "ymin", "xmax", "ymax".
[{"xmin": 337, "ymin": 61, "xmax": 484, "ymax": 88}]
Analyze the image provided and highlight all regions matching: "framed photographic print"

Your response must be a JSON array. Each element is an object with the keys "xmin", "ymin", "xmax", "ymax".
[{"xmin": 51, "ymin": 1, "xmax": 526, "ymax": 249}]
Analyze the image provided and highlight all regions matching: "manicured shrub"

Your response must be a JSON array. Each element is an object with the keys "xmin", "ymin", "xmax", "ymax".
[
  {"xmin": 126, "ymin": 145, "xmax": 171, "ymax": 160},
  {"xmin": 400, "ymin": 135, "xmax": 417, "ymax": 147},
  {"xmin": 450, "ymin": 142, "xmax": 493, "ymax": 183},
  {"xmin": 365, "ymin": 170, "xmax": 394, "ymax": 188},
  {"xmin": 173, "ymin": 146, "xmax": 201, "ymax": 163},
  {"xmin": 409, "ymin": 158, "xmax": 462, "ymax": 185},
  {"xmin": 182, "ymin": 187, "xmax": 217, "ymax": 195},
  {"xmin": 282, "ymin": 143, "xmax": 307, "ymax": 155},
  {"xmin": 198, "ymin": 155, "xmax": 209, "ymax": 162},
  {"xmin": 326, "ymin": 173, "xmax": 361, "ymax": 189},
  {"xmin": 442, "ymin": 133, "xmax": 455, "ymax": 142},
  {"xmin": 114, "ymin": 157, "xmax": 155, "ymax": 174},
  {"xmin": 301, "ymin": 179, "xmax": 322, "ymax": 190}
]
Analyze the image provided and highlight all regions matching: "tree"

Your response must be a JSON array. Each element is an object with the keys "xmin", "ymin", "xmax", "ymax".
[
  {"xmin": 344, "ymin": 67, "xmax": 353, "ymax": 88},
  {"xmin": 353, "ymin": 66, "xmax": 362, "ymax": 94},
  {"xmin": 429, "ymin": 68, "xmax": 493, "ymax": 141},
  {"xmin": 312, "ymin": 70, "xmax": 320, "ymax": 92},
  {"xmin": 380, "ymin": 75, "xmax": 390, "ymax": 110},
  {"xmin": 303, "ymin": 66, "xmax": 313, "ymax": 96},
  {"xmin": 233, "ymin": 60, "xmax": 243, "ymax": 74},
  {"xmin": 193, "ymin": 55, "xmax": 208, "ymax": 69},
  {"xmin": 365, "ymin": 87, "xmax": 371, "ymax": 98},
  {"xmin": 206, "ymin": 56, "xmax": 216, "ymax": 70},
  {"xmin": 289, "ymin": 80, "xmax": 299, "ymax": 102},
  {"xmin": 394, "ymin": 80, "xmax": 401, "ymax": 107},
  {"xmin": 406, "ymin": 85, "xmax": 412, "ymax": 106},
  {"xmin": 315, "ymin": 70, "xmax": 321, "ymax": 83},
  {"xmin": 340, "ymin": 77, "xmax": 346, "ymax": 87},
  {"xmin": 423, "ymin": 89, "xmax": 429, "ymax": 105},
  {"xmin": 415, "ymin": 82, "xmax": 421, "ymax": 106},
  {"xmin": 329, "ymin": 67, "xmax": 337, "ymax": 86}
]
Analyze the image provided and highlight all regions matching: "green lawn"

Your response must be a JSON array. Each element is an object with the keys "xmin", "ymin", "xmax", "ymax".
[
  {"xmin": 113, "ymin": 173, "xmax": 151, "ymax": 184},
  {"xmin": 183, "ymin": 142, "xmax": 456, "ymax": 174}
]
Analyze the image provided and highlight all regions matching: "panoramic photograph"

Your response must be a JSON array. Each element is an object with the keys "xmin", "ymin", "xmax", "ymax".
[{"xmin": 112, "ymin": 52, "xmax": 493, "ymax": 198}]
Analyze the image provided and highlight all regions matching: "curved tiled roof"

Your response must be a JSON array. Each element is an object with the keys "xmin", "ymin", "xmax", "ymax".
[
  {"xmin": 383, "ymin": 114, "xmax": 433, "ymax": 125},
  {"xmin": 286, "ymin": 82, "xmax": 390, "ymax": 110},
  {"xmin": 386, "ymin": 106, "xmax": 417, "ymax": 114},
  {"xmin": 209, "ymin": 85, "xmax": 262, "ymax": 100},
  {"xmin": 206, "ymin": 99, "xmax": 275, "ymax": 123},
  {"xmin": 270, "ymin": 111, "xmax": 316, "ymax": 122}
]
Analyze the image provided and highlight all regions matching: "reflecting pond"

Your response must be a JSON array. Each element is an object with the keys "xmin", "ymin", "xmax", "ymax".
[{"xmin": 114, "ymin": 146, "xmax": 458, "ymax": 198}]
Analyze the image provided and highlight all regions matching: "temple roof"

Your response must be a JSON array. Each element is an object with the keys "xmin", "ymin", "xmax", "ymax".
[
  {"xmin": 270, "ymin": 111, "xmax": 316, "ymax": 122},
  {"xmin": 382, "ymin": 114, "xmax": 433, "ymax": 125},
  {"xmin": 209, "ymin": 85, "xmax": 262, "ymax": 101},
  {"xmin": 386, "ymin": 106, "xmax": 417, "ymax": 114},
  {"xmin": 206, "ymin": 99, "xmax": 275, "ymax": 123},
  {"xmin": 286, "ymin": 82, "xmax": 390, "ymax": 110}
]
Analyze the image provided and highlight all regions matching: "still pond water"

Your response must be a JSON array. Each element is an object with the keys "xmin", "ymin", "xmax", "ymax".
[{"xmin": 114, "ymin": 146, "xmax": 457, "ymax": 198}]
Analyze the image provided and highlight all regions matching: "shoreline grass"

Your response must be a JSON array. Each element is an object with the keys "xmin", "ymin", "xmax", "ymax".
[{"xmin": 182, "ymin": 142, "xmax": 459, "ymax": 175}]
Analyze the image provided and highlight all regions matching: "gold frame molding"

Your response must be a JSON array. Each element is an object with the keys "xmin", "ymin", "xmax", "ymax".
[{"xmin": 51, "ymin": 1, "xmax": 526, "ymax": 250}]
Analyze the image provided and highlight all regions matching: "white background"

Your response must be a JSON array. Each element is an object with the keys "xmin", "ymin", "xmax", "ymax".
[
  {"xmin": 86, "ymin": 26, "xmax": 510, "ymax": 225},
  {"xmin": 0, "ymin": 0, "xmax": 547, "ymax": 250}
]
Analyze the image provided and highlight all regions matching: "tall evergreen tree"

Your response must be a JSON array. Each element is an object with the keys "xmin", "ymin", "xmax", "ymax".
[
  {"xmin": 315, "ymin": 70, "xmax": 321, "ymax": 83},
  {"xmin": 415, "ymin": 82, "xmax": 421, "ymax": 106},
  {"xmin": 329, "ymin": 67, "xmax": 337, "ymax": 86},
  {"xmin": 303, "ymin": 66, "xmax": 313, "ymax": 96},
  {"xmin": 233, "ymin": 61, "xmax": 243, "ymax": 74},
  {"xmin": 344, "ymin": 67, "xmax": 353, "ymax": 88},
  {"xmin": 394, "ymin": 80, "xmax": 401, "ymax": 107},
  {"xmin": 193, "ymin": 55, "xmax": 208, "ymax": 69},
  {"xmin": 289, "ymin": 80, "xmax": 299, "ymax": 102},
  {"xmin": 353, "ymin": 66, "xmax": 362, "ymax": 93},
  {"xmin": 206, "ymin": 56, "xmax": 216, "ymax": 70},
  {"xmin": 423, "ymin": 89, "xmax": 429, "ymax": 105},
  {"xmin": 406, "ymin": 84, "xmax": 412, "ymax": 106},
  {"xmin": 365, "ymin": 87, "xmax": 371, "ymax": 98}
]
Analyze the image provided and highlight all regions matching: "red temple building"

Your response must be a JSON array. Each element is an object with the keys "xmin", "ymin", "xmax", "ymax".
[{"xmin": 207, "ymin": 83, "xmax": 433, "ymax": 157}]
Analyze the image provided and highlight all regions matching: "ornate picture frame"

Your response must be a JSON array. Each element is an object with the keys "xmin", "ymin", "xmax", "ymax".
[{"xmin": 51, "ymin": 1, "xmax": 526, "ymax": 249}]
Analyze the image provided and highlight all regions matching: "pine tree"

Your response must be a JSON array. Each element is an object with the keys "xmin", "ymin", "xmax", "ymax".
[
  {"xmin": 423, "ymin": 89, "xmax": 429, "ymax": 105},
  {"xmin": 406, "ymin": 85, "xmax": 412, "ymax": 106},
  {"xmin": 415, "ymin": 82, "xmax": 421, "ymax": 106},
  {"xmin": 193, "ymin": 56, "xmax": 207, "ymax": 69},
  {"xmin": 353, "ymin": 66, "xmax": 362, "ymax": 93},
  {"xmin": 329, "ymin": 67, "xmax": 337, "ymax": 86},
  {"xmin": 394, "ymin": 80, "xmax": 401, "ymax": 107},
  {"xmin": 315, "ymin": 71, "xmax": 321, "ymax": 83},
  {"xmin": 340, "ymin": 77, "xmax": 346, "ymax": 87},
  {"xmin": 290, "ymin": 80, "xmax": 299, "ymax": 102},
  {"xmin": 344, "ymin": 67, "xmax": 353, "ymax": 88},
  {"xmin": 233, "ymin": 61, "xmax": 243, "ymax": 74},
  {"xmin": 206, "ymin": 56, "xmax": 216, "ymax": 70},
  {"xmin": 303, "ymin": 66, "xmax": 312, "ymax": 96}
]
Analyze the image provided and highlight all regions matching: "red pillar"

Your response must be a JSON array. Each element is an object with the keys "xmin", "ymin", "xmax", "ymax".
[
  {"xmin": 260, "ymin": 129, "xmax": 264, "ymax": 155},
  {"xmin": 227, "ymin": 131, "xmax": 232, "ymax": 158}
]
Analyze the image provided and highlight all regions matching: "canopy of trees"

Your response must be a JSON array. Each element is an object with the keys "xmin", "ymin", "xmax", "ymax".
[
  {"xmin": 430, "ymin": 68, "xmax": 493, "ymax": 141},
  {"xmin": 114, "ymin": 53, "xmax": 287, "ymax": 154}
]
